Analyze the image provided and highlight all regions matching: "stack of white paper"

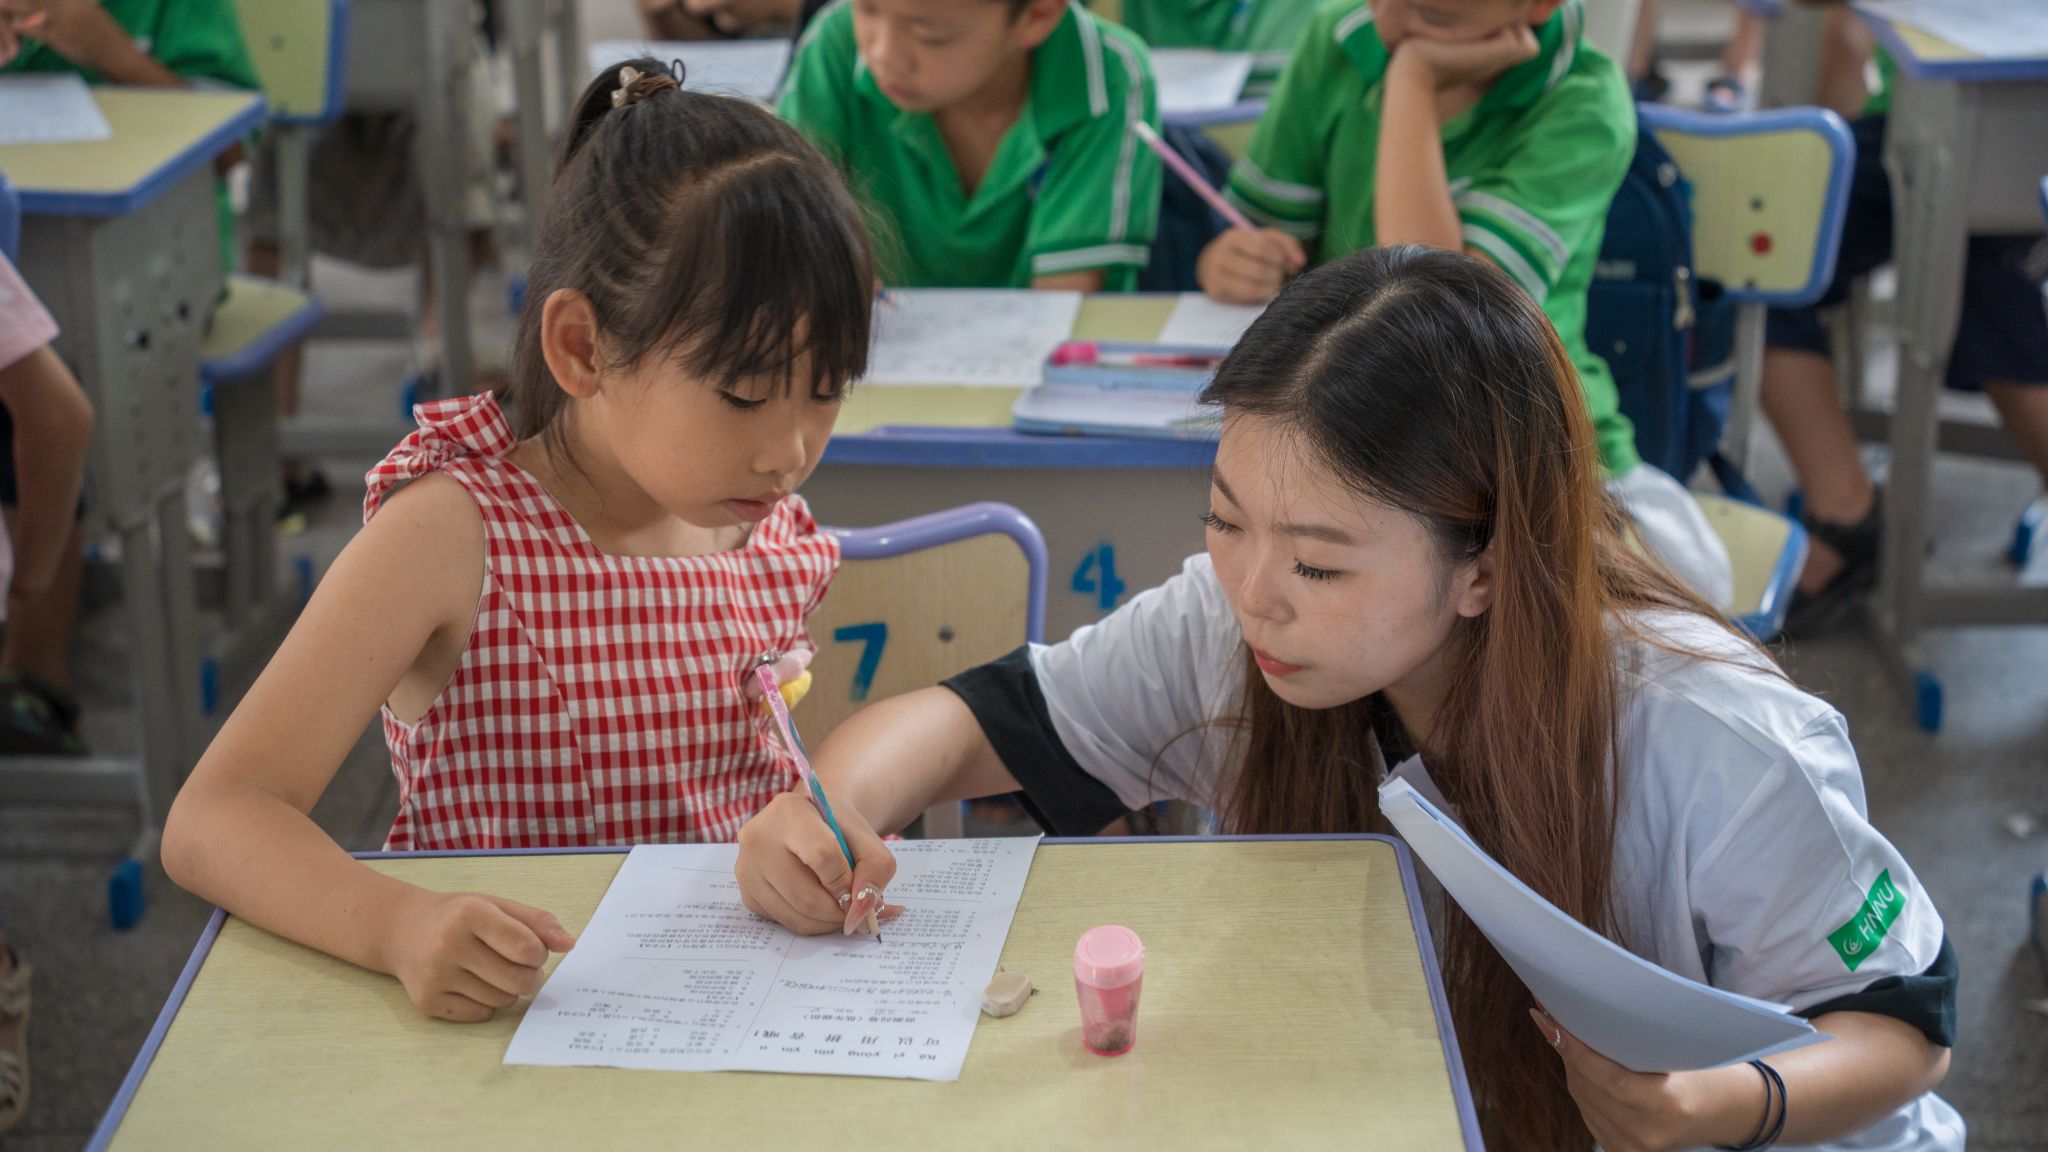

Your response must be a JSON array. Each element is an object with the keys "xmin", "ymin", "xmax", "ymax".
[
  {"xmin": 1152, "ymin": 50, "xmax": 1255, "ymax": 115},
  {"xmin": 506, "ymin": 838, "xmax": 1040, "ymax": 1081},
  {"xmin": 1379, "ymin": 778, "xmax": 1822, "ymax": 1072},
  {"xmin": 0, "ymin": 75, "xmax": 113, "ymax": 147},
  {"xmin": 586, "ymin": 39, "xmax": 794, "ymax": 101},
  {"xmin": 866, "ymin": 289, "xmax": 1083, "ymax": 388},
  {"xmin": 1012, "ymin": 382, "xmax": 1222, "ymax": 441},
  {"xmin": 1156, "ymin": 293, "xmax": 1265, "ymax": 348}
]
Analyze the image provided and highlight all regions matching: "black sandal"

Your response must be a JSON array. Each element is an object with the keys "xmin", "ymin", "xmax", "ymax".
[
  {"xmin": 0, "ymin": 671, "xmax": 87, "ymax": 757},
  {"xmin": 279, "ymin": 465, "xmax": 333, "ymax": 523},
  {"xmin": 1784, "ymin": 491, "xmax": 1884, "ymax": 637}
]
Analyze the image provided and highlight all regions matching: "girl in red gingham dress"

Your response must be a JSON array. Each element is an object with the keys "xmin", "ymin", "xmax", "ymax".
[{"xmin": 164, "ymin": 58, "xmax": 879, "ymax": 1024}]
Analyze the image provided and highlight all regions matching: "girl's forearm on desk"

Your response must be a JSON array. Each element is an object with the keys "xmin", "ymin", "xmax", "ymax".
[{"xmin": 162, "ymin": 784, "xmax": 424, "ymax": 978}]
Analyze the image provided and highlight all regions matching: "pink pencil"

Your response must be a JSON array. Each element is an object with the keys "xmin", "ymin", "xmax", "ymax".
[{"xmin": 1133, "ymin": 120, "xmax": 1256, "ymax": 234}]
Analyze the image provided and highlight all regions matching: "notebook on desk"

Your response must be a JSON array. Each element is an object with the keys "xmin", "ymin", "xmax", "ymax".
[{"xmin": 1011, "ymin": 340, "xmax": 1225, "ymax": 440}]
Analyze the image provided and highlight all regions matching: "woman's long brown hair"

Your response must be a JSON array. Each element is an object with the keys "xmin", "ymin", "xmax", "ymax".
[{"xmin": 1198, "ymin": 247, "xmax": 1742, "ymax": 1149}]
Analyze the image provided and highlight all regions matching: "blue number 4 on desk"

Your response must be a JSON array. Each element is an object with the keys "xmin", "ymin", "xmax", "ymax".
[{"xmin": 1072, "ymin": 544, "xmax": 1127, "ymax": 611}]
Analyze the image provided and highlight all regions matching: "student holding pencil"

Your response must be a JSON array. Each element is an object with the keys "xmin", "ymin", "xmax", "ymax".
[
  {"xmin": 1191, "ymin": 0, "xmax": 1732, "ymax": 610},
  {"xmin": 165, "ymin": 60, "xmax": 887, "ymax": 1022},
  {"xmin": 737, "ymin": 248, "xmax": 1960, "ymax": 1152}
]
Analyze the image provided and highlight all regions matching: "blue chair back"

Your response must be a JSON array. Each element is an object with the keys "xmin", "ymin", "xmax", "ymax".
[{"xmin": 0, "ymin": 173, "xmax": 20, "ymax": 265}]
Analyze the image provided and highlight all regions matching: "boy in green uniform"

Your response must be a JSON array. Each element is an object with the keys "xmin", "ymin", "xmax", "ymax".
[
  {"xmin": 2, "ymin": 0, "xmax": 259, "ymax": 269},
  {"xmin": 779, "ymin": 0, "xmax": 1162, "ymax": 291},
  {"xmin": 0, "ymin": 0, "xmax": 253, "ymax": 88},
  {"xmin": 1202, "ymin": 0, "xmax": 1732, "ymax": 606}
]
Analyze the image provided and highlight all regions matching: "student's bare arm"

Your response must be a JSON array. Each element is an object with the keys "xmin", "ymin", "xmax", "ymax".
[
  {"xmin": 1375, "ymin": 28, "xmax": 1541, "ymax": 252},
  {"xmin": 1375, "ymin": 51, "xmax": 1465, "ymax": 252},
  {"xmin": 162, "ymin": 474, "xmax": 571, "ymax": 1020},
  {"xmin": 735, "ymin": 687, "xmax": 1020, "ymax": 934},
  {"xmin": 14, "ymin": 0, "xmax": 182, "ymax": 85},
  {"xmin": 822, "ymin": 686, "xmax": 1020, "ymax": 833},
  {"xmin": 1549, "ymin": 1007, "xmax": 1948, "ymax": 1151}
]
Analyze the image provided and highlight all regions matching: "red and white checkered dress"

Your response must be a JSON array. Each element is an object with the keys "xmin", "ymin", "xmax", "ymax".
[{"xmin": 362, "ymin": 393, "xmax": 839, "ymax": 850}]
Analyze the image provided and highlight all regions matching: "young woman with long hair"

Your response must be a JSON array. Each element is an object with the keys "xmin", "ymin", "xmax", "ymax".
[{"xmin": 734, "ymin": 246, "xmax": 1957, "ymax": 1151}]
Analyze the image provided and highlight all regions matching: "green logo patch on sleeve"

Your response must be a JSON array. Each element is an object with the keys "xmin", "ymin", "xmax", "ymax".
[{"xmin": 1826, "ymin": 869, "xmax": 1904, "ymax": 972}]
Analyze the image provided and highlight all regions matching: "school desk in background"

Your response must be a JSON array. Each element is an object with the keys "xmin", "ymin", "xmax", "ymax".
[
  {"xmin": 282, "ymin": 0, "xmax": 584, "ymax": 460},
  {"xmin": 0, "ymin": 85, "xmax": 266, "ymax": 929},
  {"xmin": 1844, "ymin": 1, "xmax": 2048, "ymax": 732}
]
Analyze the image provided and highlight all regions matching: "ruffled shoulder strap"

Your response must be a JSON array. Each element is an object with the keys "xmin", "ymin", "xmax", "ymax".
[{"xmin": 362, "ymin": 392, "xmax": 520, "ymax": 522}]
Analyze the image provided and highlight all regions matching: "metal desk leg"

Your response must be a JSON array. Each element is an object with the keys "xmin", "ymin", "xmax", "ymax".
[
  {"xmin": 506, "ymin": 0, "xmax": 554, "ymax": 235},
  {"xmin": 216, "ymin": 368, "xmax": 281, "ymax": 628},
  {"xmin": 14, "ymin": 148, "xmax": 218, "ymax": 925},
  {"xmin": 551, "ymin": 0, "xmax": 585, "ymax": 126},
  {"xmin": 114, "ymin": 510, "xmax": 183, "ymax": 828},
  {"xmin": 156, "ymin": 490, "xmax": 207, "ymax": 771},
  {"xmin": 1722, "ymin": 302, "xmax": 1768, "ymax": 474},
  {"xmin": 276, "ymin": 126, "xmax": 314, "ymax": 292},
  {"xmin": 420, "ymin": 0, "xmax": 476, "ymax": 397},
  {"xmin": 210, "ymin": 364, "xmax": 302, "ymax": 698},
  {"xmin": 1870, "ymin": 78, "xmax": 1975, "ymax": 722}
]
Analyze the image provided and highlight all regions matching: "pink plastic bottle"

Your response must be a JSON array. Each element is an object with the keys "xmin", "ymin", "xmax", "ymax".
[{"xmin": 1073, "ymin": 925, "xmax": 1145, "ymax": 1056}]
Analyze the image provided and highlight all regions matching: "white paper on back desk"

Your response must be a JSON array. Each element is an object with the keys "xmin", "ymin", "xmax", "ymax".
[
  {"xmin": 866, "ymin": 289, "xmax": 1083, "ymax": 387},
  {"xmin": 0, "ymin": 74, "xmax": 113, "ymax": 147},
  {"xmin": 504, "ymin": 837, "xmax": 1041, "ymax": 1079},
  {"xmin": 1151, "ymin": 49, "xmax": 1255, "ymax": 114},
  {"xmin": 1156, "ymin": 293, "xmax": 1264, "ymax": 349},
  {"xmin": 1378, "ymin": 778, "xmax": 1823, "ymax": 1072},
  {"xmin": 1857, "ymin": 0, "xmax": 2048, "ymax": 60}
]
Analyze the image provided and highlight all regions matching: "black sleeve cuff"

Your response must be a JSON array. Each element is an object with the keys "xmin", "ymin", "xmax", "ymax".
[
  {"xmin": 1797, "ymin": 934, "xmax": 1958, "ymax": 1048},
  {"xmin": 941, "ymin": 647, "xmax": 1130, "ymax": 837}
]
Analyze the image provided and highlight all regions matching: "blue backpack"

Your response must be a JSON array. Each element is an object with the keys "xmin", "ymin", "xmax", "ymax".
[{"xmin": 1588, "ymin": 118, "xmax": 1750, "ymax": 500}]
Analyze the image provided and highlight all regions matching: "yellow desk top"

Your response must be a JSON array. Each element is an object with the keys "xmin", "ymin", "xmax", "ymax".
[
  {"xmin": 2, "ymin": 87, "xmax": 264, "ymax": 216},
  {"xmin": 99, "ymin": 839, "xmax": 1477, "ymax": 1151},
  {"xmin": 834, "ymin": 295, "xmax": 1179, "ymax": 436}
]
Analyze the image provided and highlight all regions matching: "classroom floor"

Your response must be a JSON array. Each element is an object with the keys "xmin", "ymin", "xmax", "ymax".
[{"xmin": 3, "ymin": 2, "xmax": 2046, "ymax": 1149}]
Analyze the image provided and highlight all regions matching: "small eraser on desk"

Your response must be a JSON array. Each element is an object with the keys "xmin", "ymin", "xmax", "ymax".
[{"xmin": 982, "ymin": 971, "xmax": 1034, "ymax": 1017}]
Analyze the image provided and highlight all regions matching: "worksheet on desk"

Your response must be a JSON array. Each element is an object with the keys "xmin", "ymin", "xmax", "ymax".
[
  {"xmin": 1152, "ymin": 50, "xmax": 1255, "ymax": 115},
  {"xmin": 1858, "ymin": 0, "xmax": 2048, "ymax": 59},
  {"xmin": 504, "ymin": 838, "xmax": 1041, "ymax": 1080},
  {"xmin": 0, "ymin": 75, "xmax": 113, "ymax": 146},
  {"xmin": 866, "ymin": 289, "xmax": 1083, "ymax": 387},
  {"xmin": 1156, "ymin": 293, "xmax": 1265, "ymax": 349}
]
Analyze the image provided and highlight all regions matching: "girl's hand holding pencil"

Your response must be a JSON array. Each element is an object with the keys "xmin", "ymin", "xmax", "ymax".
[
  {"xmin": 736, "ymin": 791, "xmax": 905, "ymax": 937},
  {"xmin": 741, "ymin": 656, "xmax": 904, "ymax": 937}
]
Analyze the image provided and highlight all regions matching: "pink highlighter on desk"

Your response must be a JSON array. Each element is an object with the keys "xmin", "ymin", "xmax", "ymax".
[{"xmin": 1049, "ymin": 342, "xmax": 1224, "ymax": 370}]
